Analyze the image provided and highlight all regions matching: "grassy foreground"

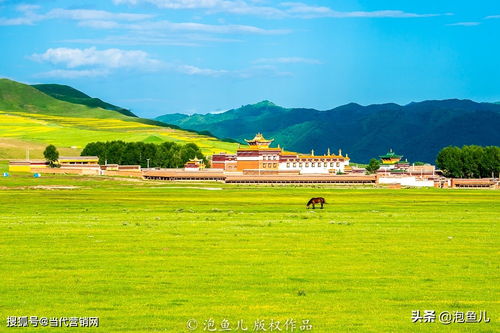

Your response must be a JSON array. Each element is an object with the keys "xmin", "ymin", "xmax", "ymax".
[{"xmin": 0, "ymin": 172, "xmax": 498, "ymax": 332}]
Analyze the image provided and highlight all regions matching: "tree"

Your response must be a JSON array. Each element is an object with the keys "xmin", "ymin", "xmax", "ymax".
[
  {"xmin": 436, "ymin": 146, "xmax": 463, "ymax": 178},
  {"xmin": 480, "ymin": 146, "xmax": 500, "ymax": 178},
  {"xmin": 80, "ymin": 140, "xmax": 207, "ymax": 168},
  {"xmin": 436, "ymin": 145, "xmax": 500, "ymax": 178},
  {"xmin": 81, "ymin": 141, "xmax": 106, "ymax": 164},
  {"xmin": 461, "ymin": 145, "xmax": 483, "ymax": 178},
  {"xmin": 365, "ymin": 158, "xmax": 380, "ymax": 174},
  {"xmin": 43, "ymin": 144, "xmax": 59, "ymax": 167}
]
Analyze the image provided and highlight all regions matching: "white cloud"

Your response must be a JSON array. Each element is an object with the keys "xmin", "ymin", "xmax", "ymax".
[
  {"xmin": 113, "ymin": 0, "xmax": 284, "ymax": 17},
  {"xmin": 140, "ymin": 21, "xmax": 287, "ymax": 34},
  {"xmin": 29, "ymin": 47, "xmax": 227, "ymax": 78},
  {"xmin": 60, "ymin": 35, "xmax": 208, "ymax": 47},
  {"xmin": 281, "ymin": 2, "xmax": 442, "ymax": 19},
  {"xmin": 30, "ymin": 47, "xmax": 293, "ymax": 79},
  {"xmin": 16, "ymin": 4, "xmax": 41, "ymax": 13},
  {"xmin": 233, "ymin": 65, "xmax": 292, "ymax": 78},
  {"xmin": 35, "ymin": 69, "xmax": 110, "ymax": 78},
  {"xmin": 447, "ymin": 22, "xmax": 481, "ymax": 26},
  {"xmin": 0, "ymin": 4, "xmax": 41, "ymax": 25},
  {"xmin": 78, "ymin": 20, "xmax": 122, "ymax": 29},
  {"xmin": 173, "ymin": 64, "xmax": 228, "ymax": 76},
  {"xmin": 166, "ymin": 63, "xmax": 291, "ymax": 78},
  {"xmin": 253, "ymin": 57, "xmax": 322, "ymax": 64},
  {"xmin": 113, "ymin": 0, "xmax": 446, "ymax": 19},
  {"xmin": 79, "ymin": 19, "xmax": 288, "ymax": 35},
  {"xmin": 30, "ymin": 47, "xmax": 162, "ymax": 70},
  {"xmin": 485, "ymin": 15, "xmax": 500, "ymax": 19},
  {"xmin": 0, "ymin": 16, "xmax": 35, "ymax": 25},
  {"xmin": 45, "ymin": 8, "xmax": 152, "ymax": 21},
  {"xmin": 0, "ymin": 5, "xmax": 288, "ymax": 40},
  {"xmin": 0, "ymin": 7, "xmax": 153, "ymax": 26}
]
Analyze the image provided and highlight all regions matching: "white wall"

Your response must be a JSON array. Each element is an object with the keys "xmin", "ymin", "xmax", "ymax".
[
  {"xmin": 279, "ymin": 160, "xmax": 349, "ymax": 174},
  {"xmin": 379, "ymin": 176, "xmax": 434, "ymax": 187}
]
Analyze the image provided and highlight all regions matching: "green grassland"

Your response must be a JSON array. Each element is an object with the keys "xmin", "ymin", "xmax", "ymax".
[
  {"xmin": 0, "ymin": 79, "xmax": 237, "ymax": 159},
  {"xmin": 0, "ymin": 171, "xmax": 498, "ymax": 332}
]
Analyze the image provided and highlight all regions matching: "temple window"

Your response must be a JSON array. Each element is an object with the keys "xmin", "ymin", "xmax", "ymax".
[
  {"xmin": 330, "ymin": 162, "xmax": 334, "ymax": 167},
  {"xmin": 336, "ymin": 162, "xmax": 340, "ymax": 167},
  {"xmin": 293, "ymin": 163, "xmax": 296, "ymax": 167},
  {"xmin": 311, "ymin": 162, "xmax": 315, "ymax": 167},
  {"xmin": 286, "ymin": 163, "xmax": 290, "ymax": 167},
  {"xmin": 263, "ymin": 163, "xmax": 266, "ymax": 168},
  {"xmin": 305, "ymin": 163, "xmax": 309, "ymax": 167}
]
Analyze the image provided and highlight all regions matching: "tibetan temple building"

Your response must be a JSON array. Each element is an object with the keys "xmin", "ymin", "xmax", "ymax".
[
  {"xmin": 184, "ymin": 157, "xmax": 205, "ymax": 171},
  {"xmin": 211, "ymin": 133, "xmax": 350, "ymax": 174},
  {"xmin": 378, "ymin": 149, "xmax": 409, "ymax": 171},
  {"xmin": 379, "ymin": 149, "xmax": 403, "ymax": 165}
]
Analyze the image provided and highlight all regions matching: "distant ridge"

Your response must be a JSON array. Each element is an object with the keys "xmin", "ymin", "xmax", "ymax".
[
  {"xmin": 156, "ymin": 99, "xmax": 500, "ymax": 163},
  {"xmin": 32, "ymin": 83, "xmax": 137, "ymax": 117}
]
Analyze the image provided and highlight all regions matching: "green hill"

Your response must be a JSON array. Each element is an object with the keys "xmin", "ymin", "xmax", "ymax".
[
  {"xmin": 32, "ymin": 83, "xmax": 137, "ymax": 117},
  {"xmin": 0, "ymin": 78, "xmax": 237, "ymax": 159},
  {"xmin": 156, "ymin": 99, "xmax": 500, "ymax": 163}
]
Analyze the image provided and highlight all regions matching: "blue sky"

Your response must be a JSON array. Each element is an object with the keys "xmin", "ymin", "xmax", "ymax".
[{"xmin": 1, "ymin": 0, "xmax": 499, "ymax": 117}]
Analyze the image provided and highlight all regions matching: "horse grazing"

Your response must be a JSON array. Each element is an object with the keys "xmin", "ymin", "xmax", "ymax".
[{"xmin": 306, "ymin": 197, "xmax": 327, "ymax": 209}]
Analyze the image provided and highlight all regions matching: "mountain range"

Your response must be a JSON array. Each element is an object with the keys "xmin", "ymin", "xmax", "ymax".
[
  {"xmin": 2, "ymin": 77, "xmax": 498, "ymax": 163},
  {"xmin": 156, "ymin": 100, "xmax": 500, "ymax": 163}
]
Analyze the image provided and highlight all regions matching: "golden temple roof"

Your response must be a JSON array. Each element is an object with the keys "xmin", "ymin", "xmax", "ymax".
[{"xmin": 244, "ymin": 132, "xmax": 274, "ymax": 146}]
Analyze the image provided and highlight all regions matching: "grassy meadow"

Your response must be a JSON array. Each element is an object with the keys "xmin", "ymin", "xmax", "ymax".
[{"xmin": 0, "ymin": 169, "xmax": 498, "ymax": 332}]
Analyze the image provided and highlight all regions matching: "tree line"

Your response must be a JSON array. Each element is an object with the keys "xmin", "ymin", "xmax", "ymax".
[
  {"xmin": 436, "ymin": 145, "xmax": 500, "ymax": 178},
  {"xmin": 80, "ymin": 141, "xmax": 207, "ymax": 168}
]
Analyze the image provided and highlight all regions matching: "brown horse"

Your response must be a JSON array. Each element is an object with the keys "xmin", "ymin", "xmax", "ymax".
[{"xmin": 306, "ymin": 197, "xmax": 327, "ymax": 209}]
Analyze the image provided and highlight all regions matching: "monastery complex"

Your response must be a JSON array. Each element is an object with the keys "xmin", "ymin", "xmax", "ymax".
[
  {"xmin": 7, "ymin": 133, "xmax": 499, "ymax": 189},
  {"xmin": 211, "ymin": 133, "xmax": 350, "ymax": 174}
]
